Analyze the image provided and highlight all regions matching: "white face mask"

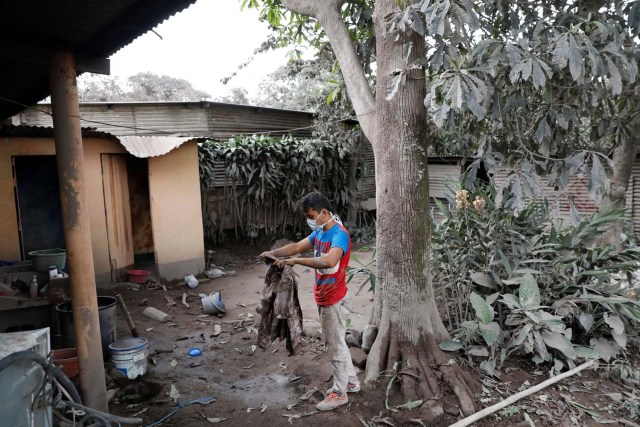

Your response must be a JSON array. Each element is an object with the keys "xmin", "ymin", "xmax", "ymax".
[{"xmin": 307, "ymin": 211, "xmax": 333, "ymax": 231}]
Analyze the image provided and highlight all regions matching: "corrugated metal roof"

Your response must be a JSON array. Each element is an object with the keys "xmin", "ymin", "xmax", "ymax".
[
  {"xmin": 0, "ymin": 124, "xmax": 115, "ymax": 139},
  {"xmin": 0, "ymin": 0, "xmax": 198, "ymax": 119},
  {"xmin": 16, "ymin": 102, "xmax": 316, "ymax": 138},
  {"xmin": 117, "ymin": 135, "xmax": 198, "ymax": 158}
]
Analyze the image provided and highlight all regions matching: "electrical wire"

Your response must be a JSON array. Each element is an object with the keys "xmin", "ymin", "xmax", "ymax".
[
  {"xmin": 0, "ymin": 94, "xmax": 375, "ymax": 137},
  {"xmin": 145, "ymin": 396, "xmax": 216, "ymax": 427}
]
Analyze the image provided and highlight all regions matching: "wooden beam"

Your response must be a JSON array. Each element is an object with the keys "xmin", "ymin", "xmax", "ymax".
[{"xmin": 49, "ymin": 51, "xmax": 108, "ymax": 412}]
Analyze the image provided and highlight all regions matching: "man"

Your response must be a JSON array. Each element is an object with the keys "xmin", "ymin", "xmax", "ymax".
[{"xmin": 260, "ymin": 191, "xmax": 360, "ymax": 411}]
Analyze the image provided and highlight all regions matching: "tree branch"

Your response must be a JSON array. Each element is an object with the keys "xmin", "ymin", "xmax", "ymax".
[{"xmin": 281, "ymin": 0, "xmax": 376, "ymax": 139}]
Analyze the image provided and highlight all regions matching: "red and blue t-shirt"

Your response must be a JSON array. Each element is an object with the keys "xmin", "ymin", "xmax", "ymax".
[{"xmin": 307, "ymin": 223, "xmax": 351, "ymax": 306}]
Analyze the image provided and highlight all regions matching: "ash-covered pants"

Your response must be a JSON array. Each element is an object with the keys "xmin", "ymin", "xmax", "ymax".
[{"xmin": 319, "ymin": 292, "xmax": 358, "ymax": 395}]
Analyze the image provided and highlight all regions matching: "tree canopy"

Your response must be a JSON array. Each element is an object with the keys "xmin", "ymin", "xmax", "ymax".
[
  {"xmin": 78, "ymin": 72, "xmax": 211, "ymax": 102},
  {"xmin": 248, "ymin": 1, "xmax": 640, "ymax": 213}
]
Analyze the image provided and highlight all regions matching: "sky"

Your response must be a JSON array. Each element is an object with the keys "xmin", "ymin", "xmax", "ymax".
[{"xmin": 105, "ymin": 0, "xmax": 296, "ymax": 99}]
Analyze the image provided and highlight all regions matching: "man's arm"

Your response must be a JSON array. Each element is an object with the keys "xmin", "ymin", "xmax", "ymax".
[
  {"xmin": 260, "ymin": 238, "xmax": 312, "ymax": 259},
  {"xmin": 276, "ymin": 247, "xmax": 343, "ymax": 270}
]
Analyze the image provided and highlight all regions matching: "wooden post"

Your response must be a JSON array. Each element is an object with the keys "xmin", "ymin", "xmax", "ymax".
[{"xmin": 49, "ymin": 51, "xmax": 108, "ymax": 412}]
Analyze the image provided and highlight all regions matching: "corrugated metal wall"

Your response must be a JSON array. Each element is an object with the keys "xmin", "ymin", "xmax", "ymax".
[
  {"xmin": 15, "ymin": 102, "xmax": 315, "ymax": 138},
  {"xmin": 356, "ymin": 140, "xmax": 463, "ymax": 202}
]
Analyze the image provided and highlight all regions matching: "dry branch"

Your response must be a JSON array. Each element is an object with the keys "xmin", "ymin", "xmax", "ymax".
[
  {"xmin": 449, "ymin": 360, "xmax": 597, "ymax": 427},
  {"xmin": 182, "ymin": 293, "xmax": 190, "ymax": 308}
]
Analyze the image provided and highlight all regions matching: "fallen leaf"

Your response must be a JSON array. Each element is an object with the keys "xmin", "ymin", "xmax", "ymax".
[
  {"xmin": 247, "ymin": 407, "xmax": 257, "ymax": 413},
  {"xmin": 234, "ymin": 348, "xmax": 243, "ymax": 354},
  {"xmin": 171, "ymin": 359, "xmax": 177, "ymax": 368},
  {"xmin": 247, "ymin": 313, "xmax": 254, "ymax": 319},
  {"xmin": 281, "ymin": 411, "xmax": 319, "ymax": 424},
  {"xmin": 250, "ymin": 345, "xmax": 257, "ymax": 355},
  {"xmin": 219, "ymin": 340, "xmax": 228, "ymax": 345},
  {"xmin": 261, "ymin": 403, "xmax": 267, "ymax": 413},
  {"xmin": 212, "ymin": 324, "xmax": 222, "ymax": 336},
  {"xmin": 237, "ymin": 303, "xmax": 246, "ymax": 307},
  {"xmin": 243, "ymin": 364, "xmax": 255, "ymax": 369},
  {"xmin": 271, "ymin": 349, "xmax": 278, "ymax": 354},
  {"xmin": 286, "ymin": 403, "xmax": 297, "ymax": 410},
  {"xmin": 279, "ymin": 362, "xmax": 287, "ymax": 370},
  {"xmin": 149, "ymin": 357, "xmax": 157, "ymax": 366},
  {"xmin": 145, "ymin": 327, "xmax": 154, "ymax": 332},
  {"xmin": 206, "ymin": 418, "xmax": 227, "ymax": 424},
  {"xmin": 169, "ymin": 384, "xmax": 180, "ymax": 403}
]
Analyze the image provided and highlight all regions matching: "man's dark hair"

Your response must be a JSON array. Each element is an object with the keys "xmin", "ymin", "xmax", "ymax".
[{"xmin": 301, "ymin": 191, "xmax": 332, "ymax": 213}]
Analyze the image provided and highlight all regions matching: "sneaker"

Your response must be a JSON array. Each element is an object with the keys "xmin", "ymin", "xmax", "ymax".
[
  {"xmin": 326, "ymin": 382, "xmax": 361, "ymax": 395},
  {"xmin": 316, "ymin": 391, "xmax": 348, "ymax": 411}
]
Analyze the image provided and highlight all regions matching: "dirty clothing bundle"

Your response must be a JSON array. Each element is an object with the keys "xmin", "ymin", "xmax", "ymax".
[{"xmin": 256, "ymin": 263, "xmax": 303, "ymax": 355}]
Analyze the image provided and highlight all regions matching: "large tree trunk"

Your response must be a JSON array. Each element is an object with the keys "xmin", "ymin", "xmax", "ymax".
[
  {"xmin": 602, "ymin": 138, "xmax": 637, "ymax": 244},
  {"xmin": 362, "ymin": 1, "xmax": 478, "ymax": 419},
  {"xmin": 281, "ymin": 0, "xmax": 479, "ymax": 421}
]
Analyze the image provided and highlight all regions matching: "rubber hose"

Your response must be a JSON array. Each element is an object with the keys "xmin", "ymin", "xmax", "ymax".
[
  {"xmin": 79, "ymin": 412, "xmax": 111, "ymax": 427},
  {"xmin": 53, "ymin": 366, "xmax": 83, "ymax": 405},
  {"xmin": 63, "ymin": 401, "xmax": 144, "ymax": 425},
  {"xmin": 0, "ymin": 350, "xmax": 83, "ymax": 405},
  {"xmin": 0, "ymin": 350, "xmax": 49, "ymax": 372}
]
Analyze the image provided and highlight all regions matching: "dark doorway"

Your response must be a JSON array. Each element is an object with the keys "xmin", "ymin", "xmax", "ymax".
[
  {"xmin": 13, "ymin": 156, "xmax": 65, "ymax": 259},
  {"xmin": 127, "ymin": 156, "xmax": 155, "ymax": 265}
]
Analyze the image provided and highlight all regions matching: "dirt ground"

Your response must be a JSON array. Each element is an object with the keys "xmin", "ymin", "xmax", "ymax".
[{"xmin": 98, "ymin": 244, "xmax": 639, "ymax": 427}]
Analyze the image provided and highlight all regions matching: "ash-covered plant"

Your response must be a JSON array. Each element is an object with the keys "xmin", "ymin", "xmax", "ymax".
[
  {"xmin": 199, "ymin": 134, "xmax": 354, "ymax": 244},
  {"xmin": 433, "ymin": 183, "xmax": 640, "ymax": 376}
]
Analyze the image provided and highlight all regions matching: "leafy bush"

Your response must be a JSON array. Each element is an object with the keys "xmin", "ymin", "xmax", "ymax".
[
  {"xmin": 433, "ymin": 184, "xmax": 640, "ymax": 375},
  {"xmin": 199, "ymin": 134, "xmax": 354, "ymax": 244}
]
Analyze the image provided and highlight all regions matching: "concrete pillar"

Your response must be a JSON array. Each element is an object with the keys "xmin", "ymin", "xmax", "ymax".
[{"xmin": 48, "ymin": 51, "xmax": 108, "ymax": 412}]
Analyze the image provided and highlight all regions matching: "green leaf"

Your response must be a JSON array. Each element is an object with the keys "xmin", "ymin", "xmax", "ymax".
[
  {"xmin": 574, "ymin": 346, "xmax": 598, "ymax": 359},
  {"xmin": 479, "ymin": 359, "xmax": 497, "ymax": 377},
  {"xmin": 479, "ymin": 322, "xmax": 501, "ymax": 346},
  {"xmin": 470, "ymin": 292, "xmax": 494, "ymax": 324},
  {"xmin": 467, "ymin": 345, "xmax": 489, "ymax": 357},
  {"xmin": 500, "ymin": 294, "xmax": 521, "ymax": 309},
  {"xmin": 439, "ymin": 340, "xmax": 463, "ymax": 352},
  {"xmin": 589, "ymin": 338, "xmax": 617, "ymax": 362},
  {"xmin": 541, "ymin": 331, "xmax": 576, "ymax": 360},
  {"xmin": 578, "ymin": 313, "xmax": 594, "ymax": 332},
  {"xmin": 603, "ymin": 313, "xmax": 624, "ymax": 335},
  {"xmin": 519, "ymin": 274, "xmax": 541, "ymax": 310},
  {"xmin": 470, "ymin": 272, "xmax": 498, "ymax": 289},
  {"xmin": 605, "ymin": 57, "xmax": 622, "ymax": 96}
]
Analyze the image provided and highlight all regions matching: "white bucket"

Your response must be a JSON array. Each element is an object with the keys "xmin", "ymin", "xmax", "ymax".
[
  {"xmin": 108, "ymin": 337, "xmax": 148, "ymax": 379},
  {"xmin": 201, "ymin": 292, "xmax": 225, "ymax": 315}
]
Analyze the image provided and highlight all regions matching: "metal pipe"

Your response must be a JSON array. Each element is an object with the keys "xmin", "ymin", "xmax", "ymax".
[{"xmin": 48, "ymin": 51, "xmax": 108, "ymax": 412}]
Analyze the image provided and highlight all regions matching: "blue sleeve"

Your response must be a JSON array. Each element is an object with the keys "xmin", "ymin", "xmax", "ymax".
[
  {"xmin": 330, "ymin": 229, "xmax": 349, "ymax": 255},
  {"xmin": 307, "ymin": 230, "xmax": 317, "ymax": 246}
]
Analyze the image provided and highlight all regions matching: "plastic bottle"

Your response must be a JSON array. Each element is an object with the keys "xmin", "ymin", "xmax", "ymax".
[
  {"xmin": 30, "ymin": 275, "xmax": 38, "ymax": 299},
  {"xmin": 48, "ymin": 266, "xmax": 58, "ymax": 279}
]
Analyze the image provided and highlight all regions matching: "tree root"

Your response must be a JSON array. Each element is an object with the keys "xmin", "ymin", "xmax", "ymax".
[{"xmin": 365, "ymin": 325, "xmax": 480, "ymax": 423}]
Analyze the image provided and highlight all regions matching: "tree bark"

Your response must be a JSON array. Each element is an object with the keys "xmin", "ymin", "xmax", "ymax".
[
  {"xmin": 280, "ymin": 0, "xmax": 479, "ymax": 420},
  {"xmin": 602, "ymin": 138, "xmax": 638, "ymax": 244}
]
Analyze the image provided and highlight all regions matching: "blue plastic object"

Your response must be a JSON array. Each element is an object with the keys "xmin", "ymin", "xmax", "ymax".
[{"xmin": 188, "ymin": 348, "xmax": 202, "ymax": 357}]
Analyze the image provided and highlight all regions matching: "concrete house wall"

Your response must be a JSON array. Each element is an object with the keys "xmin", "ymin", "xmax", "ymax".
[{"xmin": 0, "ymin": 132, "xmax": 204, "ymax": 284}]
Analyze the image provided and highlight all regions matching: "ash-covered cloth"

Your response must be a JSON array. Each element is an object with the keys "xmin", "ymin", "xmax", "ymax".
[{"xmin": 256, "ymin": 263, "xmax": 304, "ymax": 355}]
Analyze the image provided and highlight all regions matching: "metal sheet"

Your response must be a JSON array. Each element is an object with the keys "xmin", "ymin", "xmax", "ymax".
[{"xmin": 117, "ymin": 135, "xmax": 197, "ymax": 158}]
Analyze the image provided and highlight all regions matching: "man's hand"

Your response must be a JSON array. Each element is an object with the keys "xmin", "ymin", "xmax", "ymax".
[
  {"xmin": 260, "ymin": 251, "xmax": 276, "ymax": 261},
  {"xmin": 275, "ymin": 258, "xmax": 297, "ymax": 268}
]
